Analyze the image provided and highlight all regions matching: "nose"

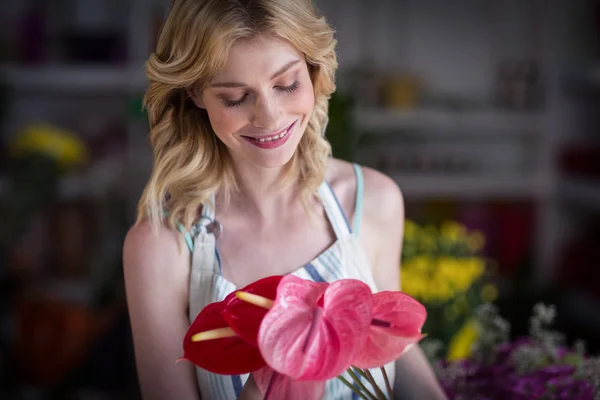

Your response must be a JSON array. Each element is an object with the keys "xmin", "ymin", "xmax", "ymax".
[{"xmin": 251, "ymin": 94, "xmax": 280, "ymax": 132}]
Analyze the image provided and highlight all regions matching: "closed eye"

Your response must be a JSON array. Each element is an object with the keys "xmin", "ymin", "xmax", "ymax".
[
  {"xmin": 220, "ymin": 81, "xmax": 299, "ymax": 107},
  {"xmin": 276, "ymin": 81, "xmax": 299, "ymax": 93},
  {"xmin": 221, "ymin": 93, "xmax": 248, "ymax": 107}
]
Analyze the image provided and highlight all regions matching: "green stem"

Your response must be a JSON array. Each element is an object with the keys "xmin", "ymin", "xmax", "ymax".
[
  {"xmin": 347, "ymin": 369, "xmax": 378, "ymax": 400},
  {"xmin": 353, "ymin": 367, "xmax": 369, "ymax": 380},
  {"xmin": 379, "ymin": 366, "xmax": 394, "ymax": 400},
  {"xmin": 336, "ymin": 375, "xmax": 370, "ymax": 400},
  {"xmin": 364, "ymin": 369, "xmax": 386, "ymax": 400}
]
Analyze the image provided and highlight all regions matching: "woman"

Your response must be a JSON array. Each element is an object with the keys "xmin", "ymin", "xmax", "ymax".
[{"xmin": 123, "ymin": 0, "xmax": 448, "ymax": 399}]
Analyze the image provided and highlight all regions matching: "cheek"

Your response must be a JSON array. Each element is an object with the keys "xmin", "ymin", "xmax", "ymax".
[
  {"xmin": 206, "ymin": 105, "xmax": 247, "ymax": 139},
  {"xmin": 292, "ymin": 84, "xmax": 315, "ymax": 116}
]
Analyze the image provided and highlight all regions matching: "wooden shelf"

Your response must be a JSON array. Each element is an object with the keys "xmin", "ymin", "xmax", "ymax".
[
  {"xmin": 391, "ymin": 173, "xmax": 547, "ymax": 199},
  {"xmin": 0, "ymin": 65, "xmax": 148, "ymax": 92},
  {"xmin": 354, "ymin": 108, "xmax": 544, "ymax": 136}
]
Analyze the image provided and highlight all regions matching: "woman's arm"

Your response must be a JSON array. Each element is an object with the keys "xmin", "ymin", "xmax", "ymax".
[
  {"xmin": 361, "ymin": 168, "xmax": 448, "ymax": 400},
  {"xmin": 123, "ymin": 221, "xmax": 200, "ymax": 400}
]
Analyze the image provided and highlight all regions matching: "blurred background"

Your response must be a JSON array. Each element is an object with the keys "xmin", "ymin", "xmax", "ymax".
[{"xmin": 0, "ymin": 0, "xmax": 599, "ymax": 399}]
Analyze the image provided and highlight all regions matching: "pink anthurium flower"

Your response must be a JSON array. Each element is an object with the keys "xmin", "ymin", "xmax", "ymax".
[
  {"xmin": 254, "ymin": 366, "xmax": 327, "ymax": 400},
  {"xmin": 257, "ymin": 275, "xmax": 374, "ymax": 381},
  {"xmin": 352, "ymin": 291, "xmax": 427, "ymax": 369}
]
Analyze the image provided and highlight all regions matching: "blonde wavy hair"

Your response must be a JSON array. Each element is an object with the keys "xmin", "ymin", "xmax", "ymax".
[{"xmin": 137, "ymin": 0, "xmax": 338, "ymax": 232}]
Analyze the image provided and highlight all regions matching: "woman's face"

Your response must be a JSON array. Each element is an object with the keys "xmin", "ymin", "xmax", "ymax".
[{"xmin": 197, "ymin": 36, "xmax": 315, "ymax": 169}]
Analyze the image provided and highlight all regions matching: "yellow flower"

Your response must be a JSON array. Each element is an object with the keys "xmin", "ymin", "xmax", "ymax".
[
  {"xmin": 464, "ymin": 257, "xmax": 485, "ymax": 280},
  {"xmin": 435, "ymin": 257, "xmax": 457, "ymax": 277},
  {"xmin": 404, "ymin": 219, "xmax": 418, "ymax": 240},
  {"xmin": 402, "ymin": 274, "xmax": 427, "ymax": 300},
  {"xmin": 447, "ymin": 319, "xmax": 479, "ymax": 361},
  {"xmin": 10, "ymin": 124, "xmax": 89, "ymax": 169},
  {"xmin": 480, "ymin": 284, "xmax": 499, "ymax": 302},
  {"xmin": 440, "ymin": 221, "xmax": 466, "ymax": 242},
  {"xmin": 409, "ymin": 255, "xmax": 432, "ymax": 273},
  {"xmin": 467, "ymin": 231, "xmax": 486, "ymax": 252},
  {"xmin": 430, "ymin": 280, "xmax": 455, "ymax": 303},
  {"xmin": 420, "ymin": 235, "xmax": 438, "ymax": 252},
  {"xmin": 417, "ymin": 225, "xmax": 438, "ymax": 249}
]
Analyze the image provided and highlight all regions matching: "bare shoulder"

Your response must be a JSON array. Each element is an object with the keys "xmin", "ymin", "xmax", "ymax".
[
  {"xmin": 326, "ymin": 158, "xmax": 404, "ymax": 228},
  {"xmin": 124, "ymin": 221, "xmax": 163, "ymax": 264},
  {"xmin": 123, "ymin": 220, "xmax": 187, "ymax": 268},
  {"xmin": 123, "ymin": 219, "xmax": 191, "ymax": 294},
  {"xmin": 361, "ymin": 166, "xmax": 404, "ymax": 227}
]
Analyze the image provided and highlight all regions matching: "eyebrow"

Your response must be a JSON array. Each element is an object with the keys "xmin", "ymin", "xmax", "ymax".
[{"xmin": 209, "ymin": 59, "xmax": 301, "ymax": 88}]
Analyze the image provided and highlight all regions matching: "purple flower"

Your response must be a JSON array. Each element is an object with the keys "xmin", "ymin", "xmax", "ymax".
[
  {"xmin": 510, "ymin": 376, "xmax": 547, "ymax": 397},
  {"xmin": 549, "ymin": 378, "xmax": 596, "ymax": 400},
  {"xmin": 437, "ymin": 334, "xmax": 599, "ymax": 400},
  {"xmin": 535, "ymin": 364, "xmax": 576, "ymax": 379}
]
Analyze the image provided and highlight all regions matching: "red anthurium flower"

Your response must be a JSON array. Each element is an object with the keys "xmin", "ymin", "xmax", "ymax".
[
  {"xmin": 182, "ymin": 301, "xmax": 265, "ymax": 374},
  {"xmin": 257, "ymin": 276, "xmax": 373, "ymax": 381},
  {"xmin": 254, "ymin": 366, "xmax": 326, "ymax": 400},
  {"xmin": 352, "ymin": 291, "xmax": 427, "ymax": 369},
  {"xmin": 223, "ymin": 275, "xmax": 283, "ymax": 346}
]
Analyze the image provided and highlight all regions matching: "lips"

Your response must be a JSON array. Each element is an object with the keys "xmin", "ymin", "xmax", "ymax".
[
  {"xmin": 242, "ymin": 121, "xmax": 296, "ymax": 143},
  {"xmin": 240, "ymin": 120, "xmax": 297, "ymax": 149}
]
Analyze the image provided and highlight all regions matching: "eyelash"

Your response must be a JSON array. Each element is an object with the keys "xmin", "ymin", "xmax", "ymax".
[
  {"xmin": 279, "ymin": 81, "xmax": 300, "ymax": 93},
  {"xmin": 221, "ymin": 81, "xmax": 300, "ymax": 108}
]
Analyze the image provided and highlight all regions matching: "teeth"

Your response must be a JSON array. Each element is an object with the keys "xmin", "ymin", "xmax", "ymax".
[{"xmin": 256, "ymin": 128, "xmax": 288, "ymax": 143}]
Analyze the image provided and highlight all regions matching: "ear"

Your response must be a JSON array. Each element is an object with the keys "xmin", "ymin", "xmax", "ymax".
[{"xmin": 187, "ymin": 87, "xmax": 206, "ymax": 109}]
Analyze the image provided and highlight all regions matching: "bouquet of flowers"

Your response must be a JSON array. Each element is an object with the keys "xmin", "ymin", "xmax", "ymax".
[
  {"xmin": 436, "ymin": 303, "xmax": 600, "ymax": 400},
  {"xmin": 181, "ymin": 275, "xmax": 427, "ymax": 400},
  {"xmin": 400, "ymin": 220, "xmax": 497, "ymax": 362}
]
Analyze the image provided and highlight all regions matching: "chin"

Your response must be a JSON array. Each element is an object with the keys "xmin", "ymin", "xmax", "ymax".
[
  {"xmin": 243, "ymin": 141, "xmax": 298, "ymax": 169},
  {"xmin": 253, "ymin": 152, "xmax": 296, "ymax": 169}
]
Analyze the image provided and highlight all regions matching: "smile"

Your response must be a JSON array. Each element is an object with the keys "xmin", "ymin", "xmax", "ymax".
[{"xmin": 241, "ymin": 120, "xmax": 297, "ymax": 149}]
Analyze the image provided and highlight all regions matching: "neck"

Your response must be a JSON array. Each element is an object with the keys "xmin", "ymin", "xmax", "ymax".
[{"xmin": 222, "ymin": 159, "xmax": 300, "ymax": 221}]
